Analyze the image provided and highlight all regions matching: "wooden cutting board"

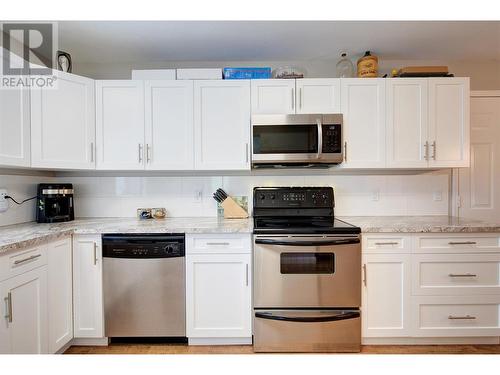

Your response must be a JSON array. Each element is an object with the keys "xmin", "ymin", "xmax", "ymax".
[{"xmin": 398, "ymin": 66, "xmax": 449, "ymax": 75}]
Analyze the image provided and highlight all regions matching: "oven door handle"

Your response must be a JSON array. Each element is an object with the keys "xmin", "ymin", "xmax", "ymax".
[
  {"xmin": 255, "ymin": 311, "xmax": 360, "ymax": 323},
  {"xmin": 255, "ymin": 238, "xmax": 360, "ymax": 247}
]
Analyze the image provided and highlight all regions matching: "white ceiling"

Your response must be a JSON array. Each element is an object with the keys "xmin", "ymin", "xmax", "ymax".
[{"xmin": 58, "ymin": 21, "xmax": 500, "ymax": 64}]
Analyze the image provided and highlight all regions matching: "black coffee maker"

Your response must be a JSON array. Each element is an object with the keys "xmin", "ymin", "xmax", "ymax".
[{"xmin": 36, "ymin": 184, "xmax": 75, "ymax": 223}]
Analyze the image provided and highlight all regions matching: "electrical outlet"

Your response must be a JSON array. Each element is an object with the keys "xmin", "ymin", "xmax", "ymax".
[
  {"xmin": 371, "ymin": 190, "xmax": 380, "ymax": 202},
  {"xmin": 0, "ymin": 189, "xmax": 8, "ymax": 213},
  {"xmin": 433, "ymin": 190, "xmax": 443, "ymax": 201},
  {"xmin": 194, "ymin": 189, "xmax": 203, "ymax": 203}
]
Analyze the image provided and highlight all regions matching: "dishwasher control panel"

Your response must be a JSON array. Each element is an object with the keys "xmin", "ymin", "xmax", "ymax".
[{"xmin": 102, "ymin": 234, "xmax": 185, "ymax": 259}]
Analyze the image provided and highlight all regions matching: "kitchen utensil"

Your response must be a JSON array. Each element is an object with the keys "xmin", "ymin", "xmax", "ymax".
[{"xmin": 212, "ymin": 188, "xmax": 249, "ymax": 219}]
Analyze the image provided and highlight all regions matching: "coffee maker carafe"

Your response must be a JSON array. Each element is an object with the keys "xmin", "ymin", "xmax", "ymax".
[{"xmin": 36, "ymin": 184, "xmax": 75, "ymax": 223}]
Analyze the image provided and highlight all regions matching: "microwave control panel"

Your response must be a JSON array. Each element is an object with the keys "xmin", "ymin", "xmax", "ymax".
[{"xmin": 322, "ymin": 124, "xmax": 342, "ymax": 154}]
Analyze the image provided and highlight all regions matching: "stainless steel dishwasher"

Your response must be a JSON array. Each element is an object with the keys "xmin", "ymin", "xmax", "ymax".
[{"xmin": 102, "ymin": 234, "xmax": 185, "ymax": 338}]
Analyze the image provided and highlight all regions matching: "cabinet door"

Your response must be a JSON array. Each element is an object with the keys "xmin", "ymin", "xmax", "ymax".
[
  {"xmin": 428, "ymin": 77, "xmax": 470, "ymax": 168},
  {"xmin": 362, "ymin": 254, "xmax": 411, "ymax": 338},
  {"xmin": 296, "ymin": 78, "xmax": 341, "ymax": 114},
  {"xmin": 47, "ymin": 237, "xmax": 73, "ymax": 353},
  {"xmin": 0, "ymin": 88, "xmax": 30, "ymax": 167},
  {"xmin": 386, "ymin": 78, "xmax": 429, "ymax": 168},
  {"xmin": 186, "ymin": 253, "xmax": 251, "ymax": 338},
  {"xmin": 194, "ymin": 80, "xmax": 250, "ymax": 170},
  {"xmin": 145, "ymin": 80, "xmax": 194, "ymax": 170},
  {"xmin": 73, "ymin": 235, "xmax": 104, "ymax": 338},
  {"xmin": 251, "ymin": 79, "xmax": 295, "ymax": 114},
  {"xmin": 341, "ymin": 79, "xmax": 386, "ymax": 168},
  {"xmin": 0, "ymin": 266, "xmax": 48, "ymax": 354},
  {"xmin": 95, "ymin": 80, "xmax": 145, "ymax": 170},
  {"xmin": 31, "ymin": 71, "xmax": 95, "ymax": 169}
]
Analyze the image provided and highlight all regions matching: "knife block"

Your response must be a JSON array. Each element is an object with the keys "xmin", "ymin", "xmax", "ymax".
[{"xmin": 221, "ymin": 196, "xmax": 249, "ymax": 219}]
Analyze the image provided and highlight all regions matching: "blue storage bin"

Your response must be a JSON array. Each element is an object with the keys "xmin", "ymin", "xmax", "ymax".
[{"xmin": 223, "ymin": 67, "xmax": 271, "ymax": 79}]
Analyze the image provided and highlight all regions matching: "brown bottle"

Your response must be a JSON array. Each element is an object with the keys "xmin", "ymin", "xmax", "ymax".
[{"xmin": 357, "ymin": 51, "xmax": 378, "ymax": 78}]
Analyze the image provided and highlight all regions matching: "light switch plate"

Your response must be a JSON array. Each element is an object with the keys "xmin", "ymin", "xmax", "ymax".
[{"xmin": 0, "ymin": 189, "xmax": 8, "ymax": 213}]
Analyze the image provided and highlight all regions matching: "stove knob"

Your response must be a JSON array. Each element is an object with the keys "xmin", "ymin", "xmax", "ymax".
[
  {"xmin": 259, "ymin": 194, "xmax": 266, "ymax": 200},
  {"xmin": 270, "ymin": 194, "xmax": 276, "ymax": 200}
]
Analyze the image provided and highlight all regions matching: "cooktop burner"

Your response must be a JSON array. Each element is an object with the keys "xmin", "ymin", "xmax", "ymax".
[{"xmin": 252, "ymin": 187, "xmax": 361, "ymax": 235}]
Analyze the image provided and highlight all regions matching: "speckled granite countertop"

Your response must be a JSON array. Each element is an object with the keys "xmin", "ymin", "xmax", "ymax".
[
  {"xmin": 2, "ymin": 216, "xmax": 500, "ymax": 255},
  {"xmin": 339, "ymin": 216, "xmax": 500, "ymax": 234},
  {"xmin": 0, "ymin": 217, "xmax": 253, "ymax": 254}
]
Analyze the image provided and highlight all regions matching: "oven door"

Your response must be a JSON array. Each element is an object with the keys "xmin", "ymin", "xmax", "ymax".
[{"xmin": 253, "ymin": 235, "xmax": 361, "ymax": 308}]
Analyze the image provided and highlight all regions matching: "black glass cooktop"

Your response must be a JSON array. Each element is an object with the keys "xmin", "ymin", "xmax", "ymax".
[{"xmin": 253, "ymin": 217, "xmax": 361, "ymax": 235}]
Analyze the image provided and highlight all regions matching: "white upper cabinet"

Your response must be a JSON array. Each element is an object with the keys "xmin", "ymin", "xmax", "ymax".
[
  {"xmin": 95, "ymin": 80, "xmax": 145, "ymax": 170},
  {"xmin": 428, "ymin": 77, "xmax": 470, "ymax": 168},
  {"xmin": 194, "ymin": 80, "xmax": 251, "ymax": 170},
  {"xmin": 386, "ymin": 78, "xmax": 429, "ymax": 168},
  {"xmin": 341, "ymin": 78, "xmax": 386, "ymax": 168},
  {"xmin": 296, "ymin": 78, "xmax": 341, "ymax": 114},
  {"xmin": 31, "ymin": 71, "xmax": 95, "ymax": 169},
  {"xmin": 251, "ymin": 79, "xmax": 295, "ymax": 114},
  {"xmin": 0, "ymin": 88, "xmax": 30, "ymax": 167},
  {"xmin": 145, "ymin": 80, "xmax": 194, "ymax": 170}
]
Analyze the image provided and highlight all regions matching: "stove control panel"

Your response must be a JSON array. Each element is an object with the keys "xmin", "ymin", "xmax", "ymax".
[{"xmin": 253, "ymin": 187, "xmax": 334, "ymax": 208}]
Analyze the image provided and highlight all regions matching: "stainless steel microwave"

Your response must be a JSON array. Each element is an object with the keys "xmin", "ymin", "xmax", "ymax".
[{"xmin": 251, "ymin": 114, "xmax": 343, "ymax": 168}]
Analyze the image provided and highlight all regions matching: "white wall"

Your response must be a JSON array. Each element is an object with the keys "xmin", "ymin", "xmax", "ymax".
[
  {"xmin": 0, "ymin": 174, "xmax": 55, "ymax": 226},
  {"xmin": 72, "ymin": 58, "xmax": 500, "ymax": 90},
  {"xmin": 60, "ymin": 171, "xmax": 449, "ymax": 219}
]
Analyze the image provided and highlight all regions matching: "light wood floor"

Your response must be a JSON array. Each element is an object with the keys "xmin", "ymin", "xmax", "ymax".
[{"xmin": 64, "ymin": 343, "xmax": 500, "ymax": 355}]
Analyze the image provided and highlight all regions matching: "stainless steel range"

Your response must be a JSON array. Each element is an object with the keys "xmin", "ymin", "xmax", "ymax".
[{"xmin": 252, "ymin": 187, "xmax": 361, "ymax": 352}]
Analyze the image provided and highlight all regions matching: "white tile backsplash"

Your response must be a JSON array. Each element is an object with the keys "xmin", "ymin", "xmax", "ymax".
[
  {"xmin": 50, "ymin": 171, "xmax": 450, "ymax": 219},
  {"xmin": 0, "ymin": 174, "xmax": 56, "ymax": 226}
]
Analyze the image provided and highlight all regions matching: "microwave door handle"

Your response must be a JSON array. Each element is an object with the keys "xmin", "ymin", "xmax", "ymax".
[
  {"xmin": 317, "ymin": 118, "xmax": 323, "ymax": 159},
  {"xmin": 255, "ymin": 311, "xmax": 360, "ymax": 323},
  {"xmin": 254, "ymin": 238, "xmax": 360, "ymax": 246}
]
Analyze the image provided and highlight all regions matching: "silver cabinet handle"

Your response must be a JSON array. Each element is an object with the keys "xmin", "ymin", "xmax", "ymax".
[
  {"xmin": 146, "ymin": 144, "xmax": 151, "ymax": 163},
  {"xmin": 299, "ymin": 87, "xmax": 302, "ymax": 109},
  {"xmin": 4, "ymin": 292, "xmax": 12, "ymax": 323},
  {"xmin": 449, "ymin": 273, "xmax": 477, "ymax": 278},
  {"xmin": 93, "ymin": 243, "xmax": 97, "ymax": 266},
  {"xmin": 448, "ymin": 315, "xmax": 476, "ymax": 320},
  {"xmin": 138, "ymin": 143, "xmax": 143, "ymax": 163},
  {"xmin": 245, "ymin": 143, "xmax": 249, "ymax": 163},
  {"xmin": 374, "ymin": 242, "xmax": 399, "ymax": 245},
  {"xmin": 90, "ymin": 142, "xmax": 95, "ymax": 163},
  {"xmin": 13, "ymin": 253, "xmax": 41, "ymax": 265},
  {"xmin": 344, "ymin": 141, "xmax": 347, "ymax": 162},
  {"xmin": 245, "ymin": 264, "xmax": 249, "ymax": 286},
  {"xmin": 362, "ymin": 264, "xmax": 367, "ymax": 287},
  {"xmin": 206, "ymin": 242, "xmax": 230, "ymax": 246},
  {"xmin": 431, "ymin": 141, "xmax": 436, "ymax": 160},
  {"xmin": 424, "ymin": 141, "xmax": 429, "ymax": 161},
  {"xmin": 291, "ymin": 88, "xmax": 295, "ymax": 111},
  {"xmin": 448, "ymin": 241, "xmax": 477, "ymax": 245}
]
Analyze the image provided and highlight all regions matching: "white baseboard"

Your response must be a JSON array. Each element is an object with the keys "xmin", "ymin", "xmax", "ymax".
[
  {"xmin": 55, "ymin": 340, "xmax": 74, "ymax": 354},
  {"xmin": 188, "ymin": 337, "xmax": 252, "ymax": 346},
  {"xmin": 362, "ymin": 337, "xmax": 500, "ymax": 345},
  {"xmin": 69, "ymin": 337, "xmax": 110, "ymax": 346}
]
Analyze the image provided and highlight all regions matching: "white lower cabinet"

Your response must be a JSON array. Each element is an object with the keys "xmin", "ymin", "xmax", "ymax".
[
  {"xmin": 0, "ymin": 265, "xmax": 48, "ymax": 354},
  {"xmin": 186, "ymin": 234, "xmax": 252, "ymax": 343},
  {"xmin": 362, "ymin": 253, "xmax": 412, "ymax": 337},
  {"xmin": 363, "ymin": 233, "xmax": 500, "ymax": 343},
  {"xmin": 47, "ymin": 236, "xmax": 73, "ymax": 352},
  {"xmin": 72, "ymin": 235, "xmax": 104, "ymax": 338}
]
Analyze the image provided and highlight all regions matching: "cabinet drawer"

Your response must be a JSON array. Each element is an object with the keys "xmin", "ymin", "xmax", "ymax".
[
  {"xmin": 363, "ymin": 235, "xmax": 410, "ymax": 253},
  {"xmin": 186, "ymin": 234, "xmax": 251, "ymax": 254},
  {"xmin": 0, "ymin": 242, "xmax": 48, "ymax": 282},
  {"xmin": 415, "ymin": 235, "xmax": 500, "ymax": 253},
  {"xmin": 413, "ymin": 296, "xmax": 500, "ymax": 337},
  {"xmin": 412, "ymin": 253, "xmax": 500, "ymax": 295}
]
